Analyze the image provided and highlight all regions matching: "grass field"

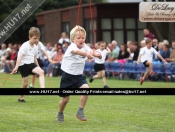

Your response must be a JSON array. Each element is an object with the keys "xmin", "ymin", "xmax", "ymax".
[{"xmin": 0, "ymin": 73, "xmax": 175, "ymax": 132}]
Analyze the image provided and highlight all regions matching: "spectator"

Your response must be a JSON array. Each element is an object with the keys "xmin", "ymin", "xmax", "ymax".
[
  {"xmin": 58, "ymin": 32, "xmax": 70, "ymax": 44},
  {"xmin": 0, "ymin": 43, "xmax": 7, "ymax": 58},
  {"xmin": 154, "ymin": 42, "xmax": 164, "ymax": 61},
  {"xmin": 165, "ymin": 40, "xmax": 175, "ymax": 63},
  {"xmin": 62, "ymin": 41, "xmax": 69, "ymax": 53},
  {"xmin": 152, "ymin": 38, "xmax": 159, "ymax": 51},
  {"xmin": 5, "ymin": 48, "xmax": 17, "ymax": 72},
  {"xmin": 52, "ymin": 43, "xmax": 58, "ymax": 58},
  {"xmin": 106, "ymin": 43, "xmax": 118, "ymax": 62},
  {"xmin": 0, "ymin": 43, "xmax": 7, "ymax": 72},
  {"xmin": 127, "ymin": 41, "xmax": 132, "ymax": 53},
  {"xmin": 44, "ymin": 42, "xmax": 53, "ymax": 60},
  {"xmin": 143, "ymin": 28, "xmax": 154, "ymax": 40},
  {"xmin": 111, "ymin": 40, "xmax": 120, "ymax": 53},
  {"xmin": 46, "ymin": 48, "xmax": 64, "ymax": 76},
  {"xmin": 159, "ymin": 44, "xmax": 170, "ymax": 62},
  {"xmin": 131, "ymin": 41, "xmax": 140, "ymax": 61},
  {"xmin": 140, "ymin": 40, "xmax": 146, "ymax": 49},
  {"xmin": 8, "ymin": 43, "xmax": 13, "ymax": 50},
  {"xmin": 115, "ymin": 44, "xmax": 129, "ymax": 65}
]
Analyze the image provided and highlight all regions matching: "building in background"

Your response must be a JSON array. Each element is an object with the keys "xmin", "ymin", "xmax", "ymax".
[{"xmin": 36, "ymin": 2, "xmax": 148, "ymax": 45}]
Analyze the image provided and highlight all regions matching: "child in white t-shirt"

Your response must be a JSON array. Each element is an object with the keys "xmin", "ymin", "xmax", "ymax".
[
  {"xmin": 11, "ymin": 27, "xmax": 45, "ymax": 102},
  {"xmin": 137, "ymin": 38, "xmax": 167, "ymax": 85},
  {"xmin": 57, "ymin": 25, "xmax": 101, "ymax": 123},
  {"xmin": 89, "ymin": 41, "xmax": 111, "ymax": 88}
]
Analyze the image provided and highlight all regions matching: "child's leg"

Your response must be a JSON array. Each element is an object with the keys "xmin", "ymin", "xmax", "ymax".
[
  {"xmin": 79, "ymin": 84, "xmax": 89, "ymax": 108},
  {"xmin": 19, "ymin": 77, "xmax": 28, "ymax": 100},
  {"xmin": 57, "ymin": 96, "xmax": 70, "ymax": 122},
  {"xmin": 93, "ymin": 71, "xmax": 101, "ymax": 79},
  {"xmin": 143, "ymin": 62, "xmax": 152, "ymax": 80},
  {"xmin": 76, "ymin": 84, "xmax": 89, "ymax": 121},
  {"xmin": 59, "ymin": 96, "xmax": 70, "ymax": 113},
  {"xmin": 32, "ymin": 67, "xmax": 45, "ymax": 88},
  {"xmin": 101, "ymin": 70, "xmax": 107, "ymax": 85},
  {"xmin": 31, "ymin": 75, "xmax": 36, "ymax": 87}
]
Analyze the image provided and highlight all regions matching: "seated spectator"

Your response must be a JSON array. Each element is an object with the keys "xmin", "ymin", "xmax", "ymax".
[
  {"xmin": 127, "ymin": 41, "xmax": 132, "ymax": 53},
  {"xmin": 5, "ymin": 48, "xmax": 17, "ymax": 72},
  {"xmin": 154, "ymin": 42, "xmax": 164, "ymax": 61},
  {"xmin": 111, "ymin": 40, "xmax": 120, "ymax": 53},
  {"xmin": 143, "ymin": 28, "xmax": 154, "ymax": 40},
  {"xmin": 159, "ymin": 44, "xmax": 170, "ymax": 62},
  {"xmin": 115, "ymin": 44, "xmax": 129, "ymax": 65},
  {"xmin": 131, "ymin": 41, "xmax": 140, "ymax": 62},
  {"xmin": 165, "ymin": 40, "xmax": 175, "ymax": 63},
  {"xmin": 152, "ymin": 38, "xmax": 159, "ymax": 51},
  {"xmin": 62, "ymin": 41, "xmax": 69, "ymax": 53},
  {"xmin": 106, "ymin": 43, "xmax": 118, "ymax": 62},
  {"xmin": 0, "ymin": 43, "xmax": 7, "ymax": 72},
  {"xmin": 52, "ymin": 43, "xmax": 58, "ymax": 58},
  {"xmin": 140, "ymin": 40, "xmax": 146, "ymax": 49},
  {"xmin": 46, "ymin": 48, "xmax": 64, "ymax": 76},
  {"xmin": 58, "ymin": 32, "xmax": 70, "ymax": 44}
]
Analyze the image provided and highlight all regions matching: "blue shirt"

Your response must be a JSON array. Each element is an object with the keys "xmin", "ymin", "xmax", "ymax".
[{"xmin": 159, "ymin": 49, "xmax": 170, "ymax": 61}]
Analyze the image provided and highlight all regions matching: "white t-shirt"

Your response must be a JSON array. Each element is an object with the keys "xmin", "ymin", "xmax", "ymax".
[
  {"xmin": 61, "ymin": 43, "xmax": 92, "ymax": 75},
  {"xmin": 94, "ymin": 49, "xmax": 108, "ymax": 64},
  {"xmin": 35, "ymin": 42, "xmax": 45, "ymax": 59},
  {"xmin": 140, "ymin": 47, "xmax": 158, "ymax": 62},
  {"xmin": 18, "ymin": 41, "xmax": 38, "ymax": 66}
]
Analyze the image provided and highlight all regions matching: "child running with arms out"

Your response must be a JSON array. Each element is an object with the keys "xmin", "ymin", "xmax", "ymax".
[
  {"xmin": 89, "ymin": 41, "xmax": 111, "ymax": 88},
  {"xmin": 11, "ymin": 27, "xmax": 45, "ymax": 102},
  {"xmin": 137, "ymin": 38, "xmax": 167, "ymax": 85},
  {"xmin": 57, "ymin": 25, "xmax": 101, "ymax": 123}
]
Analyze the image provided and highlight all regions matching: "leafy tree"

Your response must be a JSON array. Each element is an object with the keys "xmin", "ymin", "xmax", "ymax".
[{"xmin": 0, "ymin": 0, "xmax": 105, "ymax": 44}]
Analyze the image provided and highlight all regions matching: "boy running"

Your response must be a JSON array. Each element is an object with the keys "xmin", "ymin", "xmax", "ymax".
[
  {"xmin": 89, "ymin": 41, "xmax": 111, "ymax": 88},
  {"xmin": 137, "ymin": 38, "xmax": 167, "ymax": 85},
  {"xmin": 57, "ymin": 25, "xmax": 101, "ymax": 123},
  {"xmin": 11, "ymin": 27, "xmax": 45, "ymax": 102}
]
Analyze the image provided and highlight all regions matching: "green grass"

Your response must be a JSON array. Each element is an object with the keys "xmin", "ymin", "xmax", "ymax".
[{"xmin": 0, "ymin": 73, "xmax": 175, "ymax": 132}]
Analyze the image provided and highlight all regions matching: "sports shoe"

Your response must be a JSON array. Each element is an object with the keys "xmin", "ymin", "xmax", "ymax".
[
  {"xmin": 57, "ymin": 114, "xmax": 64, "ymax": 123},
  {"xmin": 89, "ymin": 76, "xmax": 94, "ymax": 83},
  {"xmin": 18, "ymin": 98, "xmax": 26, "ymax": 102},
  {"xmin": 140, "ymin": 77, "xmax": 144, "ymax": 85},
  {"xmin": 29, "ymin": 84, "xmax": 34, "ymax": 88},
  {"xmin": 150, "ymin": 71, "xmax": 156, "ymax": 77},
  {"xmin": 104, "ymin": 85, "xmax": 110, "ymax": 88},
  {"xmin": 76, "ymin": 111, "xmax": 87, "ymax": 121}
]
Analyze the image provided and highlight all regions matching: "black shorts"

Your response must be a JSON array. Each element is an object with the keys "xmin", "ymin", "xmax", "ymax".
[
  {"xmin": 143, "ymin": 61, "xmax": 149, "ymax": 67},
  {"xmin": 59, "ymin": 71, "xmax": 88, "ymax": 97},
  {"xmin": 94, "ymin": 63, "xmax": 105, "ymax": 72},
  {"xmin": 18, "ymin": 63, "xmax": 37, "ymax": 78}
]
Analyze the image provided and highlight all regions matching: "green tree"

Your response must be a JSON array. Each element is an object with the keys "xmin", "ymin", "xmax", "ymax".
[{"xmin": 0, "ymin": 0, "xmax": 105, "ymax": 44}]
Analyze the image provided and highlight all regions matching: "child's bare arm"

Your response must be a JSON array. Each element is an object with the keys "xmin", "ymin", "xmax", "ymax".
[
  {"xmin": 157, "ymin": 54, "xmax": 167, "ymax": 63},
  {"xmin": 136, "ymin": 54, "xmax": 142, "ymax": 64},
  {"xmin": 72, "ymin": 49, "xmax": 93, "ymax": 59},
  {"xmin": 11, "ymin": 53, "xmax": 23, "ymax": 74}
]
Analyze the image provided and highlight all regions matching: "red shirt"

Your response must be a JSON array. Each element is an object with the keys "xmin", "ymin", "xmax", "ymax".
[{"xmin": 10, "ymin": 52, "xmax": 17, "ymax": 60}]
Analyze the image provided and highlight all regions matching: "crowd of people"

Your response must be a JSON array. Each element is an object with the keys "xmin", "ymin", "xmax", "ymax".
[{"xmin": 0, "ymin": 28, "xmax": 175, "ymax": 82}]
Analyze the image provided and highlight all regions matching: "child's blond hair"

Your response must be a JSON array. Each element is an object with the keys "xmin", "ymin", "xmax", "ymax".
[
  {"xmin": 29, "ymin": 27, "xmax": 40, "ymax": 37},
  {"xmin": 70, "ymin": 25, "xmax": 86, "ymax": 43}
]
